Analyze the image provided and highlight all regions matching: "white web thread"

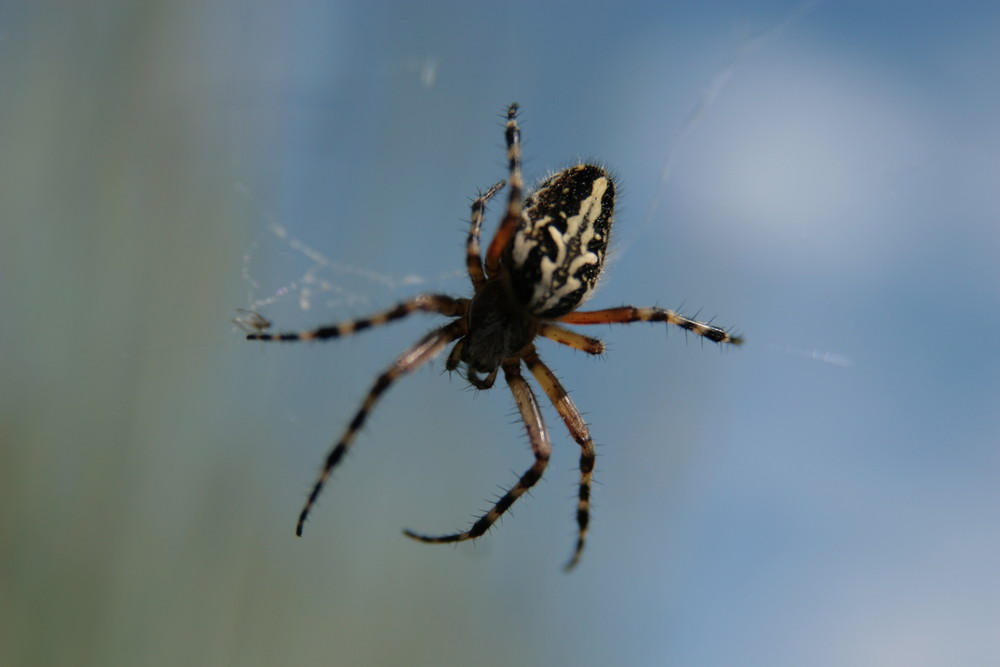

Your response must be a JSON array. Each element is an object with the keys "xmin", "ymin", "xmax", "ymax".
[
  {"xmin": 770, "ymin": 344, "xmax": 854, "ymax": 368},
  {"xmin": 610, "ymin": 1, "xmax": 847, "ymax": 370},
  {"xmin": 620, "ymin": 0, "xmax": 821, "ymax": 261},
  {"xmin": 235, "ymin": 181, "xmax": 464, "ymax": 319}
]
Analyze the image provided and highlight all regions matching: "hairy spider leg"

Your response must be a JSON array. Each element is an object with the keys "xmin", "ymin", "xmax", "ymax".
[
  {"xmin": 522, "ymin": 346, "xmax": 596, "ymax": 571},
  {"xmin": 444, "ymin": 338, "xmax": 464, "ymax": 371},
  {"xmin": 538, "ymin": 322, "xmax": 606, "ymax": 356},
  {"xmin": 465, "ymin": 180, "xmax": 506, "ymax": 289},
  {"xmin": 245, "ymin": 294, "xmax": 469, "ymax": 342},
  {"xmin": 403, "ymin": 357, "xmax": 550, "ymax": 545},
  {"xmin": 292, "ymin": 320, "xmax": 467, "ymax": 536},
  {"xmin": 484, "ymin": 103, "xmax": 524, "ymax": 278},
  {"xmin": 559, "ymin": 306, "xmax": 744, "ymax": 345}
]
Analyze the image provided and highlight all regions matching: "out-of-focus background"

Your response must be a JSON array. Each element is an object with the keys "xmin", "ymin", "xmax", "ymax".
[{"xmin": 2, "ymin": 1, "xmax": 998, "ymax": 665}]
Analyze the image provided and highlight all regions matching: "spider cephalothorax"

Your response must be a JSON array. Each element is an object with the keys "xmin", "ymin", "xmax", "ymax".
[{"xmin": 245, "ymin": 103, "xmax": 742, "ymax": 570}]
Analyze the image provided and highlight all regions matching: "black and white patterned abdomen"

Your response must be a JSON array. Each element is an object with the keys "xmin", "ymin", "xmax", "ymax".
[{"xmin": 504, "ymin": 165, "xmax": 615, "ymax": 319}]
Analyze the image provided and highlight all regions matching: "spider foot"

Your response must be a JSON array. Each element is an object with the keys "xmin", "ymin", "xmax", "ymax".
[
  {"xmin": 402, "ymin": 528, "xmax": 473, "ymax": 544},
  {"xmin": 564, "ymin": 541, "xmax": 585, "ymax": 572},
  {"xmin": 402, "ymin": 508, "xmax": 499, "ymax": 544}
]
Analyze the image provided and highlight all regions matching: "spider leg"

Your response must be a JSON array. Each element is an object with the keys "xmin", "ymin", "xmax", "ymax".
[
  {"xmin": 466, "ymin": 180, "xmax": 506, "ymax": 289},
  {"xmin": 295, "ymin": 319, "xmax": 466, "ymax": 536},
  {"xmin": 559, "ymin": 306, "xmax": 744, "ymax": 345},
  {"xmin": 245, "ymin": 294, "xmax": 469, "ymax": 343},
  {"xmin": 484, "ymin": 103, "xmax": 524, "ymax": 278},
  {"xmin": 522, "ymin": 346, "xmax": 596, "ymax": 571},
  {"xmin": 403, "ymin": 357, "xmax": 550, "ymax": 546},
  {"xmin": 445, "ymin": 339, "xmax": 464, "ymax": 372},
  {"xmin": 538, "ymin": 322, "xmax": 605, "ymax": 355}
]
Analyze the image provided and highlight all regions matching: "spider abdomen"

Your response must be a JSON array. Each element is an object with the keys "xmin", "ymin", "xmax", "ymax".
[{"xmin": 505, "ymin": 164, "xmax": 615, "ymax": 319}]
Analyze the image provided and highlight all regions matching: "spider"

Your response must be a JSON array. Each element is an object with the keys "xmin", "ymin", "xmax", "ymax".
[{"xmin": 246, "ymin": 103, "xmax": 742, "ymax": 570}]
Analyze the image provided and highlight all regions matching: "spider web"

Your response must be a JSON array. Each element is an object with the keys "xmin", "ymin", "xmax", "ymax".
[
  {"xmin": 621, "ymin": 0, "xmax": 822, "ymax": 260},
  {"xmin": 234, "ymin": 181, "xmax": 465, "ymax": 328},
  {"xmin": 614, "ymin": 0, "xmax": 850, "ymax": 370}
]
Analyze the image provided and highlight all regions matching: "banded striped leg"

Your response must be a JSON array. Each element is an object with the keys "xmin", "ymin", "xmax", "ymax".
[
  {"xmin": 404, "ymin": 358, "xmax": 550, "ymax": 545},
  {"xmin": 295, "ymin": 320, "xmax": 466, "ymax": 536},
  {"xmin": 245, "ymin": 294, "xmax": 468, "ymax": 343},
  {"xmin": 538, "ymin": 322, "xmax": 606, "ymax": 356},
  {"xmin": 523, "ymin": 346, "xmax": 596, "ymax": 571},
  {"xmin": 484, "ymin": 103, "xmax": 525, "ymax": 277},
  {"xmin": 559, "ymin": 306, "xmax": 744, "ymax": 345},
  {"xmin": 465, "ymin": 180, "xmax": 506, "ymax": 289}
]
